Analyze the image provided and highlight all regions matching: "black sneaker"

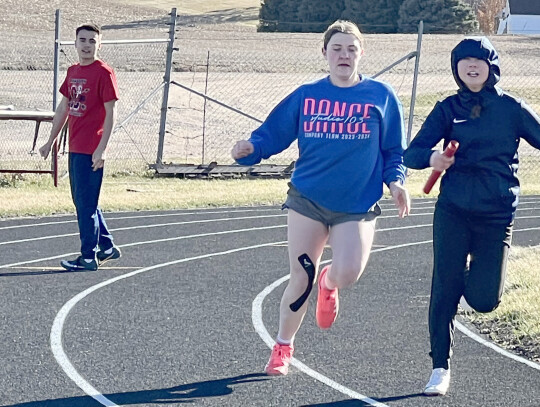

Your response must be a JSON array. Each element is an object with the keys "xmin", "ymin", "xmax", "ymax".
[
  {"xmin": 61, "ymin": 256, "xmax": 98, "ymax": 271},
  {"xmin": 97, "ymin": 246, "xmax": 122, "ymax": 265}
]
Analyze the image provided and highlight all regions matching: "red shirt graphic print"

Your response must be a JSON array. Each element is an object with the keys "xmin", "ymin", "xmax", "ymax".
[{"xmin": 60, "ymin": 60, "xmax": 119, "ymax": 154}]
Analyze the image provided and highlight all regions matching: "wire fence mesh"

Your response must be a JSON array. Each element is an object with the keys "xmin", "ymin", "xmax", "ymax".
[
  {"xmin": 166, "ymin": 22, "xmax": 540, "ymax": 181},
  {"xmin": 165, "ymin": 26, "xmax": 420, "ymax": 168},
  {"xmin": 2, "ymin": 9, "xmax": 540, "ymax": 183},
  {"xmin": 0, "ymin": 10, "xmax": 171, "ymax": 179},
  {"xmin": 56, "ymin": 39, "xmax": 169, "ymax": 175}
]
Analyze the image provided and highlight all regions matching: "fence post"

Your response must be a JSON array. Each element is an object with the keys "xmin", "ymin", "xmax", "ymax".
[
  {"xmin": 156, "ymin": 8, "xmax": 177, "ymax": 166},
  {"xmin": 201, "ymin": 51, "xmax": 210, "ymax": 165},
  {"xmin": 51, "ymin": 9, "xmax": 62, "ymax": 187},
  {"xmin": 407, "ymin": 20, "xmax": 423, "ymax": 146},
  {"xmin": 53, "ymin": 9, "xmax": 61, "ymax": 111}
]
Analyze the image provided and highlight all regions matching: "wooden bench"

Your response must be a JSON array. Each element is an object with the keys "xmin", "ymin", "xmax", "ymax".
[{"xmin": 0, "ymin": 110, "xmax": 63, "ymax": 186}]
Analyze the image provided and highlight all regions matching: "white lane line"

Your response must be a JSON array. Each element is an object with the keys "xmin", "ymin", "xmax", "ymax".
[
  {"xmin": 0, "ymin": 211, "xmax": 439, "ymax": 246},
  {"xmin": 0, "ymin": 212, "xmax": 438, "ymax": 247},
  {"xmin": 51, "ymin": 240, "xmax": 287, "ymax": 407},
  {"xmin": 0, "ymin": 232, "xmax": 80, "ymax": 246},
  {"xmin": 0, "ymin": 222, "xmax": 429, "ymax": 270},
  {"xmin": 6, "ymin": 204, "xmax": 540, "ymax": 249},
  {"xmin": 377, "ymin": 224, "xmax": 431, "ymax": 232},
  {"xmin": 253, "ymin": 234, "xmax": 540, "ymax": 404},
  {"xmin": 252, "ymin": 275, "xmax": 389, "ymax": 407},
  {"xmin": 4, "ymin": 198, "xmax": 540, "ymax": 233},
  {"xmin": 513, "ymin": 225, "xmax": 540, "ymax": 232},
  {"xmin": 379, "ymin": 211, "xmax": 434, "ymax": 219},
  {"xmin": 252, "ymin": 242, "xmax": 433, "ymax": 407},
  {"xmin": 50, "ymin": 237, "xmax": 434, "ymax": 406},
  {"xmin": 456, "ymin": 321, "xmax": 540, "ymax": 371},
  {"xmin": 3, "ymin": 220, "xmax": 537, "ymax": 271},
  {"xmin": 0, "ymin": 253, "xmax": 80, "ymax": 270},
  {"xmin": 39, "ymin": 213, "xmax": 540, "ymax": 405},
  {"xmin": 0, "ymin": 224, "xmax": 287, "ymax": 269},
  {"xmin": 0, "ymin": 214, "xmax": 286, "ymax": 246},
  {"xmin": 0, "ymin": 208, "xmax": 281, "ymax": 231}
]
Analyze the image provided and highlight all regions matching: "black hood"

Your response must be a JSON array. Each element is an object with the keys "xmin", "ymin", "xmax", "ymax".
[{"xmin": 451, "ymin": 37, "xmax": 500, "ymax": 90}]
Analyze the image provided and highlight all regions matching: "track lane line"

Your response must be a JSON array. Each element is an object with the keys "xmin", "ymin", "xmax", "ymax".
[
  {"xmin": 51, "ymin": 240, "xmax": 287, "ymax": 407},
  {"xmin": 36, "ymin": 212, "xmax": 540, "ymax": 405}
]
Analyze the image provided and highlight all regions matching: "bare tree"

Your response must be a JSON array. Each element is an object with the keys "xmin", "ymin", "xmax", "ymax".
[{"xmin": 464, "ymin": 0, "xmax": 506, "ymax": 33}]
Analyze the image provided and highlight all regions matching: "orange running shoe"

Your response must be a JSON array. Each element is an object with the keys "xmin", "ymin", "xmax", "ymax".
[
  {"xmin": 316, "ymin": 265, "xmax": 339, "ymax": 329},
  {"xmin": 265, "ymin": 343, "xmax": 294, "ymax": 376}
]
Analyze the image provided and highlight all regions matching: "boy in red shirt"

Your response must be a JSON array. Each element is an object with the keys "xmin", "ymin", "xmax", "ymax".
[{"xmin": 40, "ymin": 23, "xmax": 121, "ymax": 271}]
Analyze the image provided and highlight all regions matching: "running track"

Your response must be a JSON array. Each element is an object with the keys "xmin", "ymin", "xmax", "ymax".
[{"xmin": 1, "ymin": 197, "xmax": 539, "ymax": 407}]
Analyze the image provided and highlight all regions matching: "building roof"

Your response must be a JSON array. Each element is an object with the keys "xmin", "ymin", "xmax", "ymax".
[{"xmin": 509, "ymin": 0, "xmax": 540, "ymax": 15}]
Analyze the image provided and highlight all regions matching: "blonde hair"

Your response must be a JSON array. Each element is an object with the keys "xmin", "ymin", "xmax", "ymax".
[{"xmin": 323, "ymin": 20, "xmax": 364, "ymax": 50}]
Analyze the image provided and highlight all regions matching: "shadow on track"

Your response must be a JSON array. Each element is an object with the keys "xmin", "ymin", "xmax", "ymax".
[
  {"xmin": 0, "ymin": 269, "xmax": 89, "ymax": 277},
  {"xmin": 4, "ymin": 373, "xmax": 270, "ymax": 407},
  {"xmin": 300, "ymin": 392, "xmax": 426, "ymax": 406}
]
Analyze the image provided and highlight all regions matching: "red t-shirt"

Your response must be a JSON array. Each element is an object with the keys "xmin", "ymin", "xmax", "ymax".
[{"xmin": 60, "ymin": 60, "xmax": 119, "ymax": 154}]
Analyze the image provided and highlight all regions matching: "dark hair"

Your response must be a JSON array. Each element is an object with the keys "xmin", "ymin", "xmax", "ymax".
[
  {"xmin": 322, "ymin": 20, "xmax": 364, "ymax": 50},
  {"xmin": 76, "ymin": 23, "xmax": 101, "ymax": 37},
  {"xmin": 451, "ymin": 37, "xmax": 500, "ymax": 90}
]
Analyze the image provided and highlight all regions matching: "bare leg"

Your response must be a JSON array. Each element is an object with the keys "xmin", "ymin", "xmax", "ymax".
[
  {"xmin": 325, "ymin": 219, "xmax": 376, "ymax": 289},
  {"xmin": 277, "ymin": 210, "xmax": 328, "ymax": 342}
]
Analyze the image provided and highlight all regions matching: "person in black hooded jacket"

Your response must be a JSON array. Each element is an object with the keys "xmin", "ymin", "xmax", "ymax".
[{"xmin": 404, "ymin": 37, "xmax": 540, "ymax": 396}]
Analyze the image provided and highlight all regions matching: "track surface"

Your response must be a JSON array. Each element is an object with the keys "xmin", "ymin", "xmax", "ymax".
[{"xmin": 1, "ymin": 197, "xmax": 540, "ymax": 407}]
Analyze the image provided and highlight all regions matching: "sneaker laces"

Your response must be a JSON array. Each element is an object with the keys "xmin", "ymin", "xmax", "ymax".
[
  {"xmin": 272, "ymin": 345, "xmax": 291, "ymax": 360},
  {"xmin": 428, "ymin": 368, "xmax": 449, "ymax": 385}
]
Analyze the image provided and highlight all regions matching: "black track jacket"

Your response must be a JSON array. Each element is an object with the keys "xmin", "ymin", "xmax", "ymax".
[{"xmin": 404, "ymin": 37, "xmax": 540, "ymax": 218}]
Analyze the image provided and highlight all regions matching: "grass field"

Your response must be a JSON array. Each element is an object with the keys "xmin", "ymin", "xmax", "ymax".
[
  {"xmin": 1, "ymin": 0, "xmax": 539, "ymax": 366},
  {"xmin": 115, "ymin": 0, "xmax": 260, "ymax": 17}
]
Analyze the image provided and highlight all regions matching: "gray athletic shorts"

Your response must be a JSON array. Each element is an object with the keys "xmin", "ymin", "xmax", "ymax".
[{"xmin": 282, "ymin": 183, "xmax": 381, "ymax": 227}]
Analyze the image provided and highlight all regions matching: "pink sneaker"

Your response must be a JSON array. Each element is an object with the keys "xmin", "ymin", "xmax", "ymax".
[
  {"xmin": 265, "ymin": 343, "xmax": 294, "ymax": 376},
  {"xmin": 316, "ymin": 265, "xmax": 339, "ymax": 329}
]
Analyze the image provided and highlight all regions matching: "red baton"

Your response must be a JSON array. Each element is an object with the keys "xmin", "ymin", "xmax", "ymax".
[{"xmin": 422, "ymin": 140, "xmax": 459, "ymax": 194}]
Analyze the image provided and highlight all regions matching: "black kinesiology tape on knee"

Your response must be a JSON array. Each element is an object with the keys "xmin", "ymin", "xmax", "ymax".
[{"xmin": 289, "ymin": 254, "xmax": 316, "ymax": 312}]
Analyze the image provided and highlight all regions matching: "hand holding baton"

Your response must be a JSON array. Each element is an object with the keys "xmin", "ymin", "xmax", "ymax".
[{"xmin": 423, "ymin": 140, "xmax": 459, "ymax": 194}]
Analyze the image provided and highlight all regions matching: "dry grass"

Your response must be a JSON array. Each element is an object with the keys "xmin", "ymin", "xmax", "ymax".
[
  {"xmin": 0, "ymin": 173, "xmax": 431, "ymax": 218},
  {"xmin": 0, "ymin": 175, "xmax": 290, "ymax": 217},
  {"xmin": 466, "ymin": 246, "xmax": 540, "ymax": 362},
  {"xmin": 114, "ymin": 0, "xmax": 260, "ymax": 24}
]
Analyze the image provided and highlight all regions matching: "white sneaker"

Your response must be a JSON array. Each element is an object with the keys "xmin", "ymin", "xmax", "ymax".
[{"xmin": 424, "ymin": 368, "xmax": 450, "ymax": 396}]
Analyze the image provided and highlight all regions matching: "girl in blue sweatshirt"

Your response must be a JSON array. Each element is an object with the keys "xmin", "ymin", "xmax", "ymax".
[
  {"xmin": 404, "ymin": 37, "xmax": 540, "ymax": 396},
  {"xmin": 232, "ymin": 20, "xmax": 410, "ymax": 376}
]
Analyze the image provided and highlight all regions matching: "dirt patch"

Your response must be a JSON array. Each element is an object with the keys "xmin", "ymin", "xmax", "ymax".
[{"xmin": 461, "ymin": 313, "xmax": 540, "ymax": 363}]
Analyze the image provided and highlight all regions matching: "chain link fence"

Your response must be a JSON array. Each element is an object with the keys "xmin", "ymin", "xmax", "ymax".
[
  {"xmin": 165, "ymin": 23, "xmax": 420, "ymax": 168},
  {"xmin": 165, "ymin": 20, "xmax": 540, "ymax": 180},
  {"xmin": 0, "ymin": 9, "xmax": 171, "ymax": 180},
  {"xmin": 0, "ymin": 64, "xmax": 56, "ymax": 178},
  {"xmin": 404, "ymin": 34, "xmax": 540, "ymax": 181},
  {"xmin": 56, "ymin": 38, "xmax": 169, "ymax": 175},
  {"xmin": 2, "ymin": 8, "xmax": 540, "ymax": 182}
]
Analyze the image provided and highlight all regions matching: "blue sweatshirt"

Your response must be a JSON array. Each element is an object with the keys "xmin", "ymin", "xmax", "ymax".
[{"xmin": 236, "ymin": 76, "xmax": 407, "ymax": 213}]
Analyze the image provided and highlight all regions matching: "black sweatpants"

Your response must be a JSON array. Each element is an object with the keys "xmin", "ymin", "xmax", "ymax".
[{"xmin": 429, "ymin": 203, "xmax": 513, "ymax": 369}]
